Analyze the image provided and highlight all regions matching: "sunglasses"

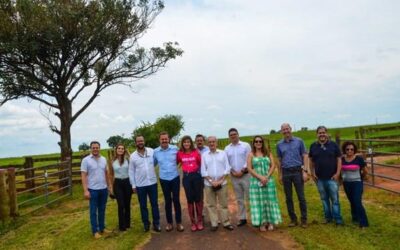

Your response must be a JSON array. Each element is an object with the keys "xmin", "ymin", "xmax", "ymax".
[
  {"xmin": 254, "ymin": 140, "xmax": 263, "ymax": 143},
  {"xmin": 346, "ymin": 148, "xmax": 355, "ymax": 151}
]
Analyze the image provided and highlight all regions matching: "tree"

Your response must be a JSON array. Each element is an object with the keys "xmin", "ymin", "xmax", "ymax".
[
  {"xmin": 269, "ymin": 129, "xmax": 277, "ymax": 134},
  {"xmin": 106, "ymin": 135, "xmax": 125, "ymax": 148},
  {"xmin": 132, "ymin": 114, "xmax": 184, "ymax": 148},
  {"xmin": 106, "ymin": 134, "xmax": 134, "ymax": 148},
  {"xmin": 78, "ymin": 142, "xmax": 90, "ymax": 151},
  {"xmin": 0, "ymin": 0, "xmax": 183, "ymax": 162}
]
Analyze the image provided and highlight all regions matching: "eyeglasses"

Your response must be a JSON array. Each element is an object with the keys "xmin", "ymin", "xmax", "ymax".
[
  {"xmin": 346, "ymin": 148, "xmax": 354, "ymax": 151},
  {"xmin": 254, "ymin": 140, "xmax": 263, "ymax": 143}
]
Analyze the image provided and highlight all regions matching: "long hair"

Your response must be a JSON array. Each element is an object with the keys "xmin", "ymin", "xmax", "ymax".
[
  {"xmin": 179, "ymin": 135, "xmax": 195, "ymax": 152},
  {"xmin": 251, "ymin": 135, "xmax": 269, "ymax": 157},
  {"xmin": 112, "ymin": 143, "xmax": 130, "ymax": 166}
]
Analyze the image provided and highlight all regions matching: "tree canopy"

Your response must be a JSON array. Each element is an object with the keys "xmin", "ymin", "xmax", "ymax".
[
  {"xmin": 0, "ymin": 0, "xmax": 182, "ymax": 160},
  {"xmin": 132, "ymin": 114, "xmax": 184, "ymax": 148}
]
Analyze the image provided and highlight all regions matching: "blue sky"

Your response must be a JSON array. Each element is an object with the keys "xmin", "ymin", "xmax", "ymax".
[{"xmin": 0, "ymin": 0, "xmax": 399, "ymax": 157}]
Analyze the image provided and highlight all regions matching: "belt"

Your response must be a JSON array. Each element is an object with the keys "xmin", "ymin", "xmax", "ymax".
[{"xmin": 283, "ymin": 166, "xmax": 302, "ymax": 172}]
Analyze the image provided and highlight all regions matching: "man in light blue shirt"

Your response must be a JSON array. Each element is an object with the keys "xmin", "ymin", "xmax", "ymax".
[
  {"xmin": 81, "ymin": 141, "xmax": 110, "ymax": 238},
  {"xmin": 153, "ymin": 131, "xmax": 184, "ymax": 232}
]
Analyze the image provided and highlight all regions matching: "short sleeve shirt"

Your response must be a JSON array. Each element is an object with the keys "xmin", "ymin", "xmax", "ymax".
[
  {"xmin": 341, "ymin": 155, "xmax": 366, "ymax": 182},
  {"xmin": 81, "ymin": 154, "xmax": 107, "ymax": 190},
  {"xmin": 309, "ymin": 140, "xmax": 341, "ymax": 180}
]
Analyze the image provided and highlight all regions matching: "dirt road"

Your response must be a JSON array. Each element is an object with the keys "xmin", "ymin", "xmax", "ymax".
[{"xmin": 138, "ymin": 186, "xmax": 301, "ymax": 250}]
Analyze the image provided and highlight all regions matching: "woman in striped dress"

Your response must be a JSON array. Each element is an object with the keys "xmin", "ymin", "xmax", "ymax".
[{"xmin": 247, "ymin": 135, "xmax": 282, "ymax": 231}]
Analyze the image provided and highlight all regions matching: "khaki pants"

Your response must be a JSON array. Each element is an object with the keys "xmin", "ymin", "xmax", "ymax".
[
  {"xmin": 231, "ymin": 173, "xmax": 250, "ymax": 220},
  {"xmin": 205, "ymin": 185, "xmax": 231, "ymax": 227}
]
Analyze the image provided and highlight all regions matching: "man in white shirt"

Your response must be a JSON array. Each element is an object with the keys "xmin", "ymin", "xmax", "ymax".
[
  {"xmin": 129, "ymin": 135, "xmax": 161, "ymax": 232},
  {"xmin": 224, "ymin": 128, "xmax": 251, "ymax": 226},
  {"xmin": 81, "ymin": 141, "xmax": 111, "ymax": 238},
  {"xmin": 201, "ymin": 136, "xmax": 234, "ymax": 231}
]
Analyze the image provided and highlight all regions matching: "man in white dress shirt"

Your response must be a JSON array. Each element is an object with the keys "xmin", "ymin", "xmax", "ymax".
[
  {"xmin": 224, "ymin": 128, "xmax": 251, "ymax": 226},
  {"xmin": 129, "ymin": 135, "xmax": 161, "ymax": 232},
  {"xmin": 201, "ymin": 136, "xmax": 234, "ymax": 231}
]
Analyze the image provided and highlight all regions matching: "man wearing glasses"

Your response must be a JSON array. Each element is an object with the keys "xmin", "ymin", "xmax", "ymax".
[
  {"xmin": 224, "ymin": 128, "xmax": 251, "ymax": 227},
  {"xmin": 309, "ymin": 126, "xmax": 343, "ymax": 226},
  {"xmin": 129, "ymin": 135, "xmax": 161, "ymax": 232},
  {"xmin": 277, "ymin": 123, "xmax": 308, "ymax": 228}
]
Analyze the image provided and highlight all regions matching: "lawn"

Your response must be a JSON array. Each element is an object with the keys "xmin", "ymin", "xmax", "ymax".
[{"xmin": 0, "ymin": 185, "xmax": 151, "ymax": 250}]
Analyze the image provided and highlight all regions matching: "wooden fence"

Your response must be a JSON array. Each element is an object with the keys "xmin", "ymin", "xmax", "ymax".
[{"xmin": 0, "ymin": 155, "xmax": 86, "ymax": 219}]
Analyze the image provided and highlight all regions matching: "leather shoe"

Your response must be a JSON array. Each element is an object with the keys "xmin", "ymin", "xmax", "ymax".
[
  {"xmin": 288, "ymin": 221, "xmax": 298, "ymax": 227},
  {"xmin": 153, "ymin": 225, "xmax": 161, "ymax": 232},
  {"xmin": 165, "ymin": 223, "xmax": 173, "ymax": 232},
  {"xmin": 224, "ymin": 224, "xmax": 234, "ymax": 231},
  {"xmin": 237, "ymin": 219, "xmax": 247, "ymax": 227},
  {"xmin": 176, "ymin": 224, "xmax": 185, "ymax": 232}
]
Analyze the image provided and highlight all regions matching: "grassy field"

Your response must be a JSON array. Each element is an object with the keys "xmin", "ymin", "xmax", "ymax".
[
  {"xmin": 0, "ymin": 185, "xmax": 151, "ymax": 250},
  {"xmin": 276, "ymin": 179, "xmax": 400, "ymax": 249}
]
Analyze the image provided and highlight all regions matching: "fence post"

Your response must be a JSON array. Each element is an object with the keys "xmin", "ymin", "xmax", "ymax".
[
  {"xmin": 67, "ymin": 157, "xmax": 72, "ymax": 196},
  {"xmin": 0, "ymin": 169, "xmax": 9, "ymax": 221},
  {"xmin": 7, "ymin": 168, "xmax": 18, "ymax": 217},
  {"xmin": 44, "ymin": 165, "xmax": 49, "ymax": 205},
  {"xmin": 335, "ymin": 132, "xmax": 341, "ymax": 146},
  {"xmin": 368, "ymin": 141, "xmax": 375, "ymax": 186},
  {"xmin": 24, "ymin": 157, "xmax": 35, "ymax": 191}
]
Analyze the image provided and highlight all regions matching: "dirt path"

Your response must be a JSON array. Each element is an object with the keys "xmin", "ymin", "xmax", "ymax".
[{"xmin": 138, "ymin": 186, "xmax": 301, "ymax": 250}]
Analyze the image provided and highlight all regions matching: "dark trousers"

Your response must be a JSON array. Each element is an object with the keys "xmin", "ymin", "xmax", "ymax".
[
  {"xmin": 182, "ymin": 172, "xmax": 203, "ymax": 203},
  {"xmin": 282, "ymin": 168, "xmax": 307, "ymax": 222},
  {"xmin": 136, "ymin": 183, "xmax": 160, "ymax": 227},
  {"xmin": 343, "ymin": 181, "xmax": 369, "ymax": 227},
  {"xmin": 160, "ymin": 176, "xmax": 182, "ymax": 224},
  {"xmin": 88, "ymin": 188, "xmax": 108, "ymax": 234},
  {"xmin": 113, "ymin": 178, "xmax": 132, "ymax": 230}
]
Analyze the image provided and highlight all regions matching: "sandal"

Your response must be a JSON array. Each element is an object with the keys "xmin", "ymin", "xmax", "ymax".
[
  {"xmin": 268, "ymin": 224, "xmax": 274, "ymax": 231},
  {"xmin": 259, "ymin": 224, "xmax": 267, "ymax": 232}
]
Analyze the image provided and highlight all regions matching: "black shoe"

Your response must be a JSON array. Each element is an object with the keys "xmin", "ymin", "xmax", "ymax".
[
  {"xmin": 144, "ymin": 224, "xmax": 150, "ymax": 232},
  {"xmin": 237, "ymin": 219, "xmax": 247, "ymax": 227},
  {"xmin": 153, "ymin": 225, "xmax": 161, "ymax": 232},
  {"xmin": 288, "ymin": 221, "xmax": 298, "ymax": 227},
  {"xmin": 300, "ymin": 221, "xmax": 307, "ymax": 228},
  {"xmin": 321, "ymin": 219, "xmax": 332, "ymax": 224},
  {"xmin": 224, "ymin": 224, "xmax": 234, "ymax": 231},
  {"xmin": 210, "ymin": 226, "xmax": 218, "ymax": 232},
  {"xmin": 335, "ymin": 222, "xmax": 344, "ymax": 227}
]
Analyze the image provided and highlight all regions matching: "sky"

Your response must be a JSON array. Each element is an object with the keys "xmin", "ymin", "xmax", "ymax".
[{"xmin": 1, "ymin": 0, "xmax": 400, "ymax": 157}]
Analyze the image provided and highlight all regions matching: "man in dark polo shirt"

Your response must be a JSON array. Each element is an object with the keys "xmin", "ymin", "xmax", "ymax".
[
  {"xmin": 309, "ymin": 126, "xmax": 343, "ymax": 225},
  {"xmin": 277, "ymin": 123, "xmax": 308, "ymax": 228}
]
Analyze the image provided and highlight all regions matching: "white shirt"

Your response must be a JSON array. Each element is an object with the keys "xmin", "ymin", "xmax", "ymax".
[
  {"xmin": 224, "ymin": 140, "xmax": 251, "ymax": 172},
  {"xmin": 201, "ymin": 149, "xmax": 231, "ymax": 186},
  {"xmin": 129, "ymin": 147, "xmax": 157, "ymax": 188}
]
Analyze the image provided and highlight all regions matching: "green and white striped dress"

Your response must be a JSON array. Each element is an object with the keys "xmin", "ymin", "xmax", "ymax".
[{"xmin": 249, "ymin": 156, "xmax": 282, "ymax": 226}]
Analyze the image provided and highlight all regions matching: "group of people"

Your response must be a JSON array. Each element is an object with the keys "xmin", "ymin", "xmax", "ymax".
[{"xmin": 80, "ymin": 124, "xmax": 369, "ymax": 238}]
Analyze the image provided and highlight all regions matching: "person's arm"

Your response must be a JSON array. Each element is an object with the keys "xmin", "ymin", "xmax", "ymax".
[
  {"xmin": 332, "ymin": 156, "xmax": 342, "ymax": 181},
  {"xmin": 309, "ymin": 158, "xmax": 317, "ymax": 182},
  {"xmin": 247, "ymin": 153, "xmax": 266, "ymax": 183},
  {"xmin": 267, "ymin": 153, "xmax": 276, "ymax": 178},
  {"xmin": 106, "ymin": 161, "xmax": 113, "ymax": 194},
  {"xmin": 128, "ymin": 156, "xmax": 137, "ymax": 193},
  {"xmin": 81, "ymin": 171, "xmax": 90, "ymax": 199},
  {"xmin": 80, "ymin": 159, "xmax": 90, "ymax": 199}
]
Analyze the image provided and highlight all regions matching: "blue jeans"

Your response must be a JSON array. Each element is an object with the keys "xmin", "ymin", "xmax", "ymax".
[
  {"xmin": 316, "ymin": 179, "xmax": 343, "ymax": 224},
  {"xmin": 89, "ymin": 188, "xmax": 108, "ymax": 234},
  {"xmin": 136, "ymin": 183, "xmax": 160, "ymax": 227},
  {"xmin": 160, "ymin": 176, "xmax": 182, "ymax": 224},
  {"xmin": 343, "ymin": 181, "xmax": 369, "ymax": 227}
]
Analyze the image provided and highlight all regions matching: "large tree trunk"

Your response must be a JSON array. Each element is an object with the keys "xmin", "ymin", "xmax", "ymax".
[{"xmin": 58, "ymin": 98, "xmax": 73, "ymax": 190}]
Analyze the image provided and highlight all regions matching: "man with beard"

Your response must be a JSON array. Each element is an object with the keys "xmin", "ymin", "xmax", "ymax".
[
  {"xmin": 129, "ymin": 135, "xmax": 161, "ymax": 232},
  {"xmin": 309, "ymin": 126, "xmax": 344, "ymax": 225}
]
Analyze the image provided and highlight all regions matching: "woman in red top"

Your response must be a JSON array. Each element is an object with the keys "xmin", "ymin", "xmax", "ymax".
[{"xmin": 177, "ymin": 135, "xmax": 204, "ymax": 232}]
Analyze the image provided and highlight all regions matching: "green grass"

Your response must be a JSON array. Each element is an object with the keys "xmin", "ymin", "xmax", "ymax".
[
  {"xmin": 0, "ymin": 185, "xmax": 151, "ymax": 250},
  {"xmin": 275, "ymin": 178, "xmax": 400, "ymax": 250}
]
